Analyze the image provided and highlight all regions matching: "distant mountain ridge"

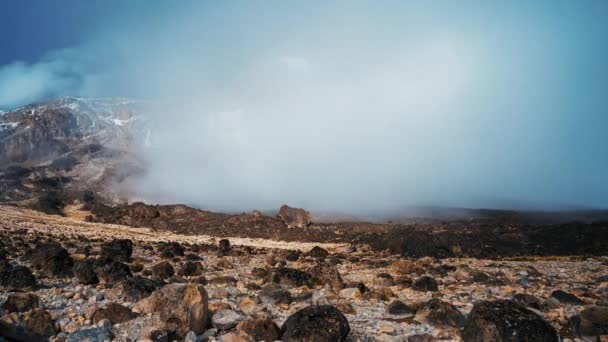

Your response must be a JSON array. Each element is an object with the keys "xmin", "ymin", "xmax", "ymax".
[{"xmin": 0, "ymin": 97, "xmax": 148, "ymax": 203}]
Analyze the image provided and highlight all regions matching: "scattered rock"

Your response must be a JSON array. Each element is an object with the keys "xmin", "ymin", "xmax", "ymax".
[
  {"xmin": 550, "ymin": 290, "xmax": 585, "ymax": 305},
  {"xmin": 415, "ymin": 299, "xmax": 465, "ymax": 329},
  {"xmin": 151, "ymin": 261, "xmax": 175, "ymax": 279},
  {"xmin": 277, "ymin": 205, "xmax": 311, "ymax": 229},
  {"xmin": 30, "ymin": 243, "xmax": 74, "ymax": 277},
  {"xmin": 236, "ymin": 317, "xmax": 281, "ymax": 342},
  {"xmin": 310, "ymin": 260, "xmax": 344, "ymax": 290},
  {"xmin": 259, "ymin": 283, "xmax": 293, "ymax": 305},
  {"xmin": 570, "ymin": 305, "xmax": 608, "ymax": 339},
  {"xmin": 134, "ymin": 283, "xmax": 209, "ymax": 336},
  {"xmin": 97, "ymin": 261, "xmax": 132, "ymax": 283},
  {"xmin": 106, "ymin": 276, "xmax": 163, "ymax": 302},
  {"xmin": 180, "ymin": 261, "xmax": 204, "ymax": 277},
  {"xmin": 238, "ymin": 297, "xmax": 260, "ymax": 315},
  {"xmin": 387, "ymin": 300, "xmax": 414, "ymax": 315},
  {"xmin": 266, "ymin": 267, "xmax": 313, "ymax": 288},
  {"xmin": 281, "ymin": 305, "xmax": 350, "ymax": 342},
  {"xmin": 510, "ymin": 293, "xmax": 545, "ymax": 310},
  {"xmin": 2, "ymin": 293, "xmax": 39, "ymax": 313},
  {"xmin": 67, "ymin": 326, "xmax": 113, "ymax": 342},
  {"xmin": 212, "ymin": 309, "xmax": 243, "ymax": 330},
  {"xmin": 308, "ymin": 246, "xmax": 329, "ymax": 259},
  {"xmin": 339, "ymin": 288, "xmax": 362, "ymax": 300},
  {"xmin": 0, "ymin": 265, "xmax": 37, "ymax": 290},
  {"xmin": 462, "ymin": 300, "xmax": 558, "ymax": 342},
  {"xmin": 412, "ymin": 276, "xmax": 438, "ymax": 292},
  {"xmin": 100, "ymin": 239, "xmax": 133, "ymax": 263},
  {"xmin": 74, "ymin": 258, "xmax": 99, "ymax": 285},
  {"xmin": 92, "ymin": 302, "xmax": 138, "ymax": 324},
  {"xmin": 219, "ymin": 239, "xmax": 231, "ymax": 255},
  {"xmin": 22, "ymin": 308, "xmax": 56, "ymax": 337}
]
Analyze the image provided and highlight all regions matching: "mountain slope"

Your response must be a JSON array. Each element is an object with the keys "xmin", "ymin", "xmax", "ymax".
[{"xmin": 0, "ymin": 97, "xmax": 148, "ymax": 203}]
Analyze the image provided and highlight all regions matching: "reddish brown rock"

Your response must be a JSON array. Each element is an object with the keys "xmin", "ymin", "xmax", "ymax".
[{"xmin": 277, "ymin": 205, "xmax": 311, "ymax": 229}]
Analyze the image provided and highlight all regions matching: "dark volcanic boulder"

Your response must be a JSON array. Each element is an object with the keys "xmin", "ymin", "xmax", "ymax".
[
  {"xmin": 151, "ymin": 261, "xmax": 175, "ymax": 279},
  {"xmin": 73, "ymin": 259, "xmax": 99, "ymax": 285},
  {"xmin": 218, "ymin": 239, "xmax": 231, "ymax": 255},
  {"xmin": 0, "ymin": 321, "xmax": 46, "ymax": 342},
  {"xmin": 0, "ymin": 265, "xmax": 37, "ymax": 290},
  {"xmin": 277, "ymin": 204, "xmax": 312, "ymax": 229},
  {"xmin": 100, "ymin": 239, "xmax": 133, "ymax": 263},
  {"xmin": 510, "ymin": 293, "xmax": 545, "ymax": 311},
  {"xmin": 179, "ymin": 261, "xmax": 203, "ymax": 277},
  {"xmin": 462, "ymin": 300, "xmax": 558, "ymax": 342},
  {"xmin": 2, "ymin": 293, "xmax": 39, "ymax": 313},
  {"xmin": 308, "ymin": 246, "xmax": 329, "ymax": 259},
  {"xmin": 415, "ymin": 299, "xmax": 465, "ymax": 329},
  {"xmin": 550, "ymin": 290, "xmax": 585, "ymax": 305},
  {"xmin": 281, "ymin": 305, "xmax": 350, "ymax": 342},
  {"xmin": 105, "ymin": 276, "xmax": 163, "ymax": 302},
  {"xmin": 97, "ymin": 261, "xmax": 132, "ymax": 284},
  {"xmin": 266, "ymin": 267, "xmax": 313, "ymax": 288},
  {"xmin": 387, "ymin": 300, "xmax": 414, "ymax": 315},
  {"xmin": 159, "ymin": 242, "xmax": 185, "ymax": 258},
  {"xmin": 412, "ymin": 275, "xmax": 438, "ymax": 292},
  {"xmin": 30, "ymin": 243, "xmax": 73, "ymax": 277},
  {"xmin": 570, "ymin": 305, "xmax": 608, "ymax": 339}
]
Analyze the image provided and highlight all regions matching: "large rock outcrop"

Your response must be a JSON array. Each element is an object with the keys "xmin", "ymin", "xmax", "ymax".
[{"xmin": 277, "ymin": 205, "xmax": 312, "ymax": 228}]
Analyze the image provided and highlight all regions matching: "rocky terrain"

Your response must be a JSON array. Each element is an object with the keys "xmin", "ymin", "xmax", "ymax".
[{"xmin": 1, "ymin": 205, "xmax": 608, "ymax": 341}]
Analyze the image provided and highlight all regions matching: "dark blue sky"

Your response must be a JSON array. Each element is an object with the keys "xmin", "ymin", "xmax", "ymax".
[{"xmin": 0, "ymin": 1, "xmax": 607, "ymax": 210}]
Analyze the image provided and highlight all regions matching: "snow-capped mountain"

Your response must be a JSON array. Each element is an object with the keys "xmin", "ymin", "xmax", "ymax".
[{"xmin": 0, "ymin": 97, "xmax": 150, "ymax": 202}]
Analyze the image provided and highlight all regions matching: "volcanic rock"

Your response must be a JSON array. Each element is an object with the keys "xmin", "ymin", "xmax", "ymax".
[
  {"xmin": 100, "ymin": 239, "xmax": 133, "ymax": 263},
  {"xmin": 280, "ymin": 305, "xmax": 350, "ymax": 342},
  {"xmin": 387, "ymin": 300, "xmax": 414, "ymax": 316},
  {"xmin": 97, "ymin": 261, "xmax": 132, "ymax": 284},
  {"xmin": 73, "ymin": 259, "xmax": 99, "ymax": 285},
  {"xmin": 412, "ymin": 275, "xmax": 438, "ymax": 292},
  {"xmin": 92, "ymin": 302, "xmax": 138, "ymax": 324},
  {"xmin": 211, "ymin": 309, "xmax": 243, "ymax": 330},
  {"xmin": 67, "ymin": 326, "xmax": 113, "ymax": 342},
  {"xmin": 462, "ymin": 299, "xmax": 558, "ymax": 342},
  {"xmin": 308, "ymin": 246, "xmax": 329, "ymax": 258},
  {"xmin": 0, "ymin": 265, "xmax": 37, "ymax": 290},
  {"xmin": 22, "ymin": 308, "xmax": 56, "ymax": 337},
  {"xmin": 150, "ymin": 261, "xmax": 175, "ymax": 279},
  {"xmin": 415, "ymin": 299, "xmax": 465, "ymax": 329},
  {"xmin": 550, "ymin": 290, "xmax": 585, "ymax": 305},
  {"xmin": 133, "ymin": 283, "xmax": 209, "ymax": 336},
  {"xmin": 105, "ymin": 276, "xmax": 162, "ymax": 302},
  {"xmin": 179, "ymin": 261, "xmax": 203, "ymax": 277},
  {"xmin": 266, "ymin": 267, "xmax": 313, "ymax": 288},
  {"xmin": 30, "ymin": 243, "xmax": 74, "ymax": 277},
  {"xmin": 259, "ymin": 283, "xmax": 293, "ymax": 305},
  {"xmin": 277, "ymin": 205, "xmax": 311, "ymax": 229},
  {"xmin": 236, "ymin": 317, "xmax": 281, "ymax": 342},
  {"xmin": 570, "ymin": 305, "xmax": 608, "ymax": 339},
  {"xmin": 2, "ymin": 293, "xmax": 39, "ymax": 313}
]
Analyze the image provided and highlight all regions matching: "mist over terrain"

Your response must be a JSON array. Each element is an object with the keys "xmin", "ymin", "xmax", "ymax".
[{"xmin": 1, "ymin": 1, "xmax": 607, "ymax": 213}]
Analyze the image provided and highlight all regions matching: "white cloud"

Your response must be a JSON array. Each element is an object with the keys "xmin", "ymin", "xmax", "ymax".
[{"xmin": 278, "ymin": 56, "xmax": 311, "ymax": 73}]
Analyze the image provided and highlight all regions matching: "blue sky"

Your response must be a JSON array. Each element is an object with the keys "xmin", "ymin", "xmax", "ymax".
[{"xmin": 0, "ymin": 1, "xmax": 607, "ymax": 210}]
